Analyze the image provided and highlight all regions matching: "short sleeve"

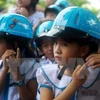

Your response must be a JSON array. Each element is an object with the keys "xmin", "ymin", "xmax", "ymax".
[
  {"xmin": 36, "ymin": 68, "xmax": 53, "ymax": 91},
  {"xmin": 31, "ymin": 62, "xmax": 40, "ymax": 79},
  {"xmin": 24, "ymin": 61, "xmax": 40, "ymax": 84}
]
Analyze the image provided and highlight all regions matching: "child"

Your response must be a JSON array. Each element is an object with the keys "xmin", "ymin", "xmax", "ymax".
[
  {"xmin": 35, "ymin": 4, "xmax": 61, "ymax": 29},
  {"xmin": 36, "ymin": 6, "xmax": 100, "ymax": 100},
  {"xmin": 15, "ymin": 0, "xmax": 44, "ymax": 26},
  {"xmin": 33, "ymin": 4, "xmax": 61, "ymax": 35},
  {"xmin": 0, "ymin": 13, "xmax": 40, "ymax": 100},
  {"xmin": 34, "ymin": 20, "xmax": 56, "ymax": 66},
  {"xmin": 44, "ymin": 4, "xmax": 61, "ymax": 19},
  {"xmin": 34, "ymin": 4, "xmax": 61, "ymax": 33}
]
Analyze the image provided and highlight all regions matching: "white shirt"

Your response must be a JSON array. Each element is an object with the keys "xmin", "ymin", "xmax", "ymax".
[
  {"xmin": 39, "ymin": 56, "xmax": 57, "ymax": 67},
  {"xmin": 36, "ymin": 64, "xmax": 100, "ymax": 100},
  {"xmin": 36, "ymin": 64, "xmax": 75, "ymax": 100},
  {"xmin": 77, "ymin": 67, "xmax": 100, "ymax": 100},
  {"xmin": 28, "ymin": 11, "xmax": 44, "ymax": 26}
]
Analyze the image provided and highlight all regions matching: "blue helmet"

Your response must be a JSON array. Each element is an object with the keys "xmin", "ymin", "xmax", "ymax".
[
  {"xmin": 35, "ymin": 20, "xmax": 54, "ymax": 47},
  {"xmin": 0, "ymin": 13, "xmax": 33, "ymax": 39},
  {"xmin": 35, "ymin": 20, "xmax": 54, "ymax": 38},
  {"xmin": 55, "ymin": 0, "xmax": 69, "ymax": 9},
  {"xmin": 47, "ymin": 6, "xmax": 100, "ymax": 40}
]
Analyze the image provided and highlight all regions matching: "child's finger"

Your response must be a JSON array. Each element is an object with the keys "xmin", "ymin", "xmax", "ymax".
[
  {"xmin": 77, "ymin": 64, "xmax": 88, "ymax": 79},
  {"xmin": 86, "ymin": 54, "xmax": 96, "ymax": 61},
  {"xmin": 91, "ymin": 64, "xmax": 100, "ymax": 69},
  {"xmin": 6, "ymin": 50, "xmax": 16, "ymax": 58},
  {"xmin": 81, "ymin": 64, "xmax": 89, "ymax": 77},
  {"xmin": 4, "ymin": 58, "xmax": 10, "ymax": 67},
  {"xmin": 85, "ymin": 54, "xmax": 100, "ymax": 61},
  {"xmin": 77, "ymin": 64, "xmax": 86, "ymax": 78},
  {"xmin": 2, "ymin": 51, "xmax": 13, "ymax": 59},
  {"xmin": 73, "ymin": 65, "xmax": 81, "ymax": 74},
  {"xmin": 16, "ymin": 48, "xmax": 20, "ymax": 58},
  {"xmin": 86, "ymin": 58, "xmax": 100, "ymax": 67}
]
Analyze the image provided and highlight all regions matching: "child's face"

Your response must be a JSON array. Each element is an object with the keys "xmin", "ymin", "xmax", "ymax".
[
  {"xmin": 16, "ymin": 0, "xmax": 31, "ymax": 7},
  {"xmin": 41, "ymin": 37, "xmax": 54, "ymax": 60},
  {"xmin": 45, "ymin": 0, "xmax": 56, "ymax": 6},
  {"xmin": 0, "ymin": 39, "xmax": 10, "ymax": 58},
  {"xmin": 54, "ymin": 38, "xmax": 84, "ymax": 66},
  {"xmin": 46, "ymin": 12, "xmax": 57, "ymax": 20}
]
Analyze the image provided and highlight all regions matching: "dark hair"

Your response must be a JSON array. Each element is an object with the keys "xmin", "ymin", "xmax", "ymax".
[
  {"xmin": 0, "ymin": 34, "xmax": 36, "ymax": 58},
  {"xmin": 29, "ymin": 0, "xmax": 39, "ymax": 11},
  {"xmin": 44, "ymin": 7, "xmax": 59, "ymax": 17},
  {"xmin": 35, "ymin": 36, "xmax": 52, "ymax": 49},
  {"xmin": 35, "ymin": 36, "xmax": 55, "ymax": 58},
  {"xmin": 53, "ymin": 27, "xmax": 99, "ymax": 55},
  {"xmin": 62, "ymin": 37, "xmax": 98, "ymax": 53}
]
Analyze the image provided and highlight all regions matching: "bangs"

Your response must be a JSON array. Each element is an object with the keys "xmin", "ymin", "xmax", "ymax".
[{"xmin": 56, "ymin": 37, "xmax": 90, "ymax": 46}]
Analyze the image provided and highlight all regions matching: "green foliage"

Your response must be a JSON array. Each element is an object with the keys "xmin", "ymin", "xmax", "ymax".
[
  {"xmin": 38, "ymin": 0, "xmax": 46, "ymax": 7},
  {"xmin": 69, "ymin": 0, "xmax": 88, "ymax": 6},
  {"xmin": 68, "ymin": 0, "xmax": 99, "ymax": 15},
  {"xmin": 0, "ymin": 0, "xmax": 6, "ymax": 10},
  {"xmin": 0, "ymin": 0, "xmax": 99, "ymax": 15},
  {"xmin": 0, "ymin": 0, "xmax": 15, "ymax": 11}
]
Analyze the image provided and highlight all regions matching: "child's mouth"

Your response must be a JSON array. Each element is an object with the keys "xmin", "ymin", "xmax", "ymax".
[{"xmin": 55, "ymin": 56, "xmax": 61, "ymax": 60}]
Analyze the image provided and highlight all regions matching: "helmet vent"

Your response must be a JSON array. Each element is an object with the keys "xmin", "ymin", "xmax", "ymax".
[
  {"xmin": 44, "ymin": 29, "xmax": 48, "ymax": 32},
  {"xmin": 6, "ymin": 33, "xmax": 9, "ymax": 35},
  {"xmin": 74, "ymin": 12, "xmax": 79, "ymax": 25},
  {"xmin": 57, "ymin": 26, "xmax": 60, "ymax": 29}
]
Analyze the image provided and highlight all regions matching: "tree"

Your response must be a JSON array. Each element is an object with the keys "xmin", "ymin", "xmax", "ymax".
[
  {"xmin": 69, "ymin": 0, "xmax": 88, "ymax": 6},
  {"xmin": 0, "ymin": 0, "xmax": 15, "ymax": 12}
]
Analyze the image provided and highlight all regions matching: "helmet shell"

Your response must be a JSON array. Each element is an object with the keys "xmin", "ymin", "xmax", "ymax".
[
  {"xmin": 36, "ymin": 20, "xmax": 54, "ymax": 38},
  {"xmin": 0, "ymin": 13, "xmax": 33, "ymax": 39},
  {"xmin": 47, "ymin": 6, "xmax": 100, "ymax": 39},
  {"xmin": 35, "ymin": 20, "xmax": 54, "ymax": 47}
]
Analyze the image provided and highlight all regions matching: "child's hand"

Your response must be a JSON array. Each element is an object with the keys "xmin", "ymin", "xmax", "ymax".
[
  {"xmin": 86, "ymin": 53, "xmax": 100, "ymax": 69},
  {"xmin": 72, "ymin": 64, "xmax": 89, "ymax": 87},
  {"xmin": 11, "ymin": 7, "xmax": 29, "ymax": 17},
  {"xmin": 19, "ymin": 7, "xmax": 29, "ymax": 17},
  {"xmin": 1, "ymin": 50, "xmax": 16, "ymax": 71},
  {"xmin": 7, "ymin": 48, "xmax": 21, "ymax": 78}
]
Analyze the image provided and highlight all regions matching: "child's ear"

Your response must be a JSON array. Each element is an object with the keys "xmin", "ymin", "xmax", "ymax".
[{"xmin": 80, "ymin": 45, "xmax": 89, "ymax": 57}]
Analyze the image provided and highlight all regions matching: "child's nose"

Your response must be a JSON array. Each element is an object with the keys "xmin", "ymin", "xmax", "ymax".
[
  {"xmin": 54, "ymin": 44, "xmax": 61, "ymax": 54},
  {"xmin": 48, "ymin": 45, "xmax": 53, "ymax": 51}
]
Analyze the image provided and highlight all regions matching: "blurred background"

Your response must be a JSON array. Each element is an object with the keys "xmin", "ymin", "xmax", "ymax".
[{"xmin": 0, "ymin": 0, "xmax": 100, "ymax": 16}]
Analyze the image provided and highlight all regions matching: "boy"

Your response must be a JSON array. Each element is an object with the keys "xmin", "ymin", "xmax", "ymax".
[
  {"xmin": 44, "ymin": 4, "xmax": 61, "ymax": 19},
  {"xmin": 35, "ymin": 20, "xmax": 56, "ymax": 66}
]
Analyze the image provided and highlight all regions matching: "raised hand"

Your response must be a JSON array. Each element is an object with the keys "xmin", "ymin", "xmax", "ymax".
[
  {"xmin": 6, "ymin": 48, "xmax": 21, "ymax": 79},
  {"xmin": 86, "ymin": 53, "xmax": 100, "ymax": 69},
  {"xmin": 72, "ymin": 64, "xmax": 89, "ymax": 87},
  {"xmin": 1, "ymin": 49, "xmax": 16, "ymax": 71}
]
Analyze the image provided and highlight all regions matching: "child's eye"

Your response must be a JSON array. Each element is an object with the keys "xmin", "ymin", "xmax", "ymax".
[
  {"xmin": 62, "ymin": 43, "xmax": 68, "ymax": 46},
  {"xmin": 42, "ymin": 44, "xmax": 48, "ymax": 48}
]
